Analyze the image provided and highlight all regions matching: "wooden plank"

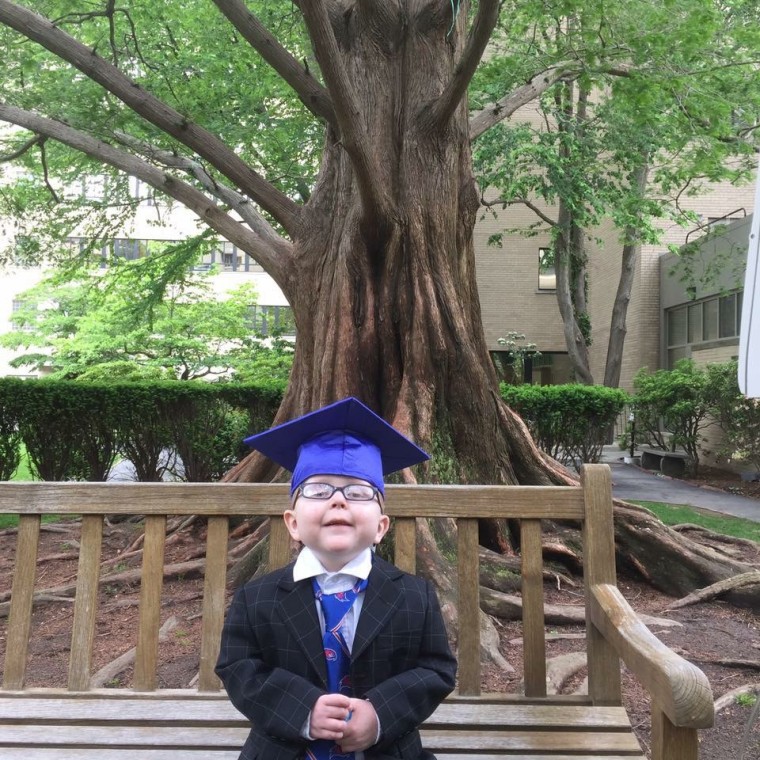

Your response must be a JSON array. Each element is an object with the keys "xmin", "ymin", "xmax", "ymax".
[
  {"xmin": 0, "ymin": 696, "xmax": 634, "ymax": 728},
  {"xmin": 520, "ymin": 518, "xmax": 546, "ymax": 698},
  {"xmin": 0, "ymin": 482, "xmax": 586, "ymax": 519},
  {"xmin": 393, "ymin": 517, "xmax": 416, "ymax": 574},
  {"xmin": 68, "ymin": 515, "xmax": 104, "ymax": 691},
  {"xmin": 457, "ymin": 518, "xmax": 480, "ymax": 696},
  {"xmin": 268, "ymin": 516, "xmax": 291, "ymax": 570},
  {"xmin": 581, "ymin": 464, "xmax": 621, "ymax": 706},
  {"xmin": 2, "ymin": 514, "xmax": 41, "ymax": 690},
  {"xmin": 0, "ymin": 724, "xmax": 249, "ymax": 747},
  {"xmin": 198, "ymin": 516, "xmax": 228, "ymax": 692},
  {"xmin": 419, "ymin": 729, "xmax": 643, "ymax": 752},
  {"xmin": 0, "ymin": 752, "xmax": 240, "ymax": 760},
  {"xmin": 0, "ymin": 724, "xmax": 643, "ymax": 753},
  {"xmin": 134, "ymin": 515, "xmax": 167, "ymax": 691},
  {"xmin": 0, "ymin": 753, "xmax": 643, "ymax": 760}
]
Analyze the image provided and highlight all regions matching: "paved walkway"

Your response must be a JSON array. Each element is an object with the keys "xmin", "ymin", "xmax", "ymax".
[{"xmin": 600, "ymin": 446, "xmax": 760, "ymax": 523}]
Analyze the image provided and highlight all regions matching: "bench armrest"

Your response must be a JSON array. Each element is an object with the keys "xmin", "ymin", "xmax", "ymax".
[{"xmin": 589, "ymin": 583, "xmax": 713, "ymax": 729}]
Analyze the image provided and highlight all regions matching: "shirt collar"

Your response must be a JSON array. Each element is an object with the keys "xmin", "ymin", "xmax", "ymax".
[{"xmin": 292, "ymin": 546, "xmax": 373, "ymax": 583}]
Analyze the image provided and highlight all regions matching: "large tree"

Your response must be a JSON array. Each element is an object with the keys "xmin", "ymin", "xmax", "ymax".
[{"xmin": 1, "ymin": 0, "xmax": 758, "ymax": 609}]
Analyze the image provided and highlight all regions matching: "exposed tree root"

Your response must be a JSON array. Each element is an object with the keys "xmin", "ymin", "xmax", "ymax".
[
  {"xmin": 715, "ymin": 683, "xmax": 760, "ymax": 713},
  {"xmin": 544, "ymin": 651, "xmax": 587, "ymax": 695},
  {"xmin": 0, "ymin": 559, "xmax": 209, "ymax": 618},
  {"xmin": 663, "ymin": 571, "xmax": 760, "ymax": 611},
  {"xmin": 89, "ymin": 615, "xmax": 180, "ymax": 688},
  {"xmin": 480, "ymin": 586, "xmax": 682, "ymax": 628}
]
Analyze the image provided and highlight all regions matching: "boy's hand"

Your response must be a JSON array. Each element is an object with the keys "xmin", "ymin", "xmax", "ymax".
[
  {"xmin": 336, "ymin": 698, "xmax": 379, "ymax": 752},
  {"xmin": 309, "ymin": 693, "xmax": 352, "ymax": 740}
]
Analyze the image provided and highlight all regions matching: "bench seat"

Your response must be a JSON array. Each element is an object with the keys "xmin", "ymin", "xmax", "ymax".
[
  {"xmin": 0, "ymin": 691, "xmax": 645, "ymax": 759},
  {"xmin": 639, "ymin": 447, "xmax": 691, "ymax": 476}
]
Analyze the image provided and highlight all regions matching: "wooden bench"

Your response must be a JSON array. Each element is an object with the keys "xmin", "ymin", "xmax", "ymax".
[
  {"xmin": 639, "ymin": 447, "xmax": 692, "ymax": 477},
  {"xmin": 0, "ymin": 465, "xmax": 713, "ymax": 759}
]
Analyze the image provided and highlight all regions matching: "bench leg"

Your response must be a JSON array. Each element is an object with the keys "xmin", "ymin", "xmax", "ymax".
[
  {"xmin": 640, "ymin": 451, "xmax": 661, "ymax": 471},
  {"xmin": 651, "ymin": 708, "xmax": 698, "ymax": 760},
  {"xmin": 660, "ymin": 456, "xmax": 686, "ymax": 477}
]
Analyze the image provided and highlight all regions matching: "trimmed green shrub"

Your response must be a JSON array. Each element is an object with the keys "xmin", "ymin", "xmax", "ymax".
[
  {"xmin": 0, "ymin": 377, "xmax": 23, "ymax": 480},
  {"xmin": 0, "ymin": 378, "xmax": 284, "ymax": 482},
  {"xmin": 501, "ymin": 383, "xmax": 629, "ymax": 466}
]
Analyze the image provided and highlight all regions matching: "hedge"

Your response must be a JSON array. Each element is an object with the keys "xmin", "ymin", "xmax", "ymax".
[{"xmin": 501, "ymin": 383, "xmax": 630, "ymax": 466}]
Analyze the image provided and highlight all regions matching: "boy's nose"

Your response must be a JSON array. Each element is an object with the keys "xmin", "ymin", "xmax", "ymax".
[{"xmin": 328, "ymin": 489, "xmax": 349, "ymax": 507}]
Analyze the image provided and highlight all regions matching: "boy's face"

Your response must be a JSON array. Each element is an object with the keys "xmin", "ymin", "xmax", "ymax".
[{"xmin": 283, "ymin": 474, "xmax": 390, "ymax": 572}]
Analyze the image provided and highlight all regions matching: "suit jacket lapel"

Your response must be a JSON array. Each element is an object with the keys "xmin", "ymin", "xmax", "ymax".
[
  {"xmin": 352, "ymin": 558, "xmax": 402, "ymax": 661},
  {"xmin": 276, "ymin": 573, "xmax": 328, "ymax": 688}
]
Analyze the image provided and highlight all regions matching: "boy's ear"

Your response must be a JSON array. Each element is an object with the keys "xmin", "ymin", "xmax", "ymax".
[
  {"xmin": 374, "ymin": 513, "xmax": 390, "ymax": 545},
  {"xmin": 283, "ymin": 509, "xmax": 300, "ymax": 542}
]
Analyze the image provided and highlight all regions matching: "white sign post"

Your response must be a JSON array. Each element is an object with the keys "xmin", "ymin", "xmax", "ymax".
[{"xmin": 738, "ymin": 159, "xmax": 760, "ymax": 398}]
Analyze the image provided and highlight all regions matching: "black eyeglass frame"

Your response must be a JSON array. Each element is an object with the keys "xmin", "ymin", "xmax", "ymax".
[{"xmin": 295, "ymin": 482, "xmax": 381, "ymax": 503}]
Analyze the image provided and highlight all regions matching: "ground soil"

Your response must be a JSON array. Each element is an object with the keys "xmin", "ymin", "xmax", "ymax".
[{"xmin": 0, "ymin": 478, "xmax": 758, "ymax": 759}]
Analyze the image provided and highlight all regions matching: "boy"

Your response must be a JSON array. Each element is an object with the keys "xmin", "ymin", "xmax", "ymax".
[{"xmin": 216, "ymin": 397, "xmax": 457, "ymax": 760}]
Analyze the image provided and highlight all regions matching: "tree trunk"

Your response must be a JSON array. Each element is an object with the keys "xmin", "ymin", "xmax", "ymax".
[{"xmin": 603, "ymin": 162, "xmax": 649, "ymax": 388}]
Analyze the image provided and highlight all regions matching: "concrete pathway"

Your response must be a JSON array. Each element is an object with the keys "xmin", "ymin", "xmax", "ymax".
[{"xmin": 600, "ymin": 447, "xmax": 760, "ymax": 523}]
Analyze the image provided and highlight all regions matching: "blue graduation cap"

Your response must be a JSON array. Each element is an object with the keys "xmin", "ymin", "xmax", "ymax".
[{"xmin": 243, "ymin": 397, "xmax": 429, "ymax": 495}]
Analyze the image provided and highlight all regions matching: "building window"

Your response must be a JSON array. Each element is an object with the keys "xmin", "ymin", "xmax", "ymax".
[
  {"xmin": 202, "ymin": 242, "xmax": 263, "ymax": 273},
  {"xmin": 11, "ymin": 299, "xmax": 34, "ymax": 332},
  {"xmin": 249, "ymin": 305, "xmax": 296, "ymax": 336},
  {"xmin": 665, "ymin": 289, "xmax": 743, "ymax": 368},
  {"xmin": 538, "ymin": 248, "xmax": 556, "ymax": 290}
]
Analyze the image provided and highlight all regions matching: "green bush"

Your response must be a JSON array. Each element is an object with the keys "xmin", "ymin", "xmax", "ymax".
[
  {"xmin": 704, "ymin": 360, "xmax": 760, "ymax": 473},
  {"xmin": 0, "ymin": 378, "xmax": 284, "ymax": 482},
  {"xmin": 628, "ymin": 360, "xmax": 715, "ymax": 473},
  {"xmin": 0, "ymin": 378, "xmax": 23, "ymax": 480},
  {"xmin": 501, "ymin": 383, "xmax": 629, "ymax": 466}
]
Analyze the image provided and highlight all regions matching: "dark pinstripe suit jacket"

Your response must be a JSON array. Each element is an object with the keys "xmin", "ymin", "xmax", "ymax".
[{"xmin": 216, "ymin": 555, "xmax": 457, "ymax": 760}]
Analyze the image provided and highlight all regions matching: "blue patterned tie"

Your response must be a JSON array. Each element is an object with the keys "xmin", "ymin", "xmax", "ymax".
[{"xmin": 306, "ymin": 577, "xmax": 369, "ymax": 760}]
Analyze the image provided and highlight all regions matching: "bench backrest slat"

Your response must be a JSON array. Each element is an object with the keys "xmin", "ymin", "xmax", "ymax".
[
  {"xmin": 199, "ymin": 516, "xmax": 229, "ymax": 692},
  {"xmin": 134, "ymin": 515, "xmax": 167, "ymax": 691},
  {"xmin": 521, "ymin": 518, "xmax": 547, "ymax": 697},
  {"xmin": 68, "ymin": 514, "xmax": 103, "ymax": 691},
  {"xmin": 3, "ymin": 514, "xmax": 40, "ymax": 690},
  {"xmin": 456, "ymin": 518, "xmax": 481, "ymax": 695},
  {"xmin": 393, "ymin": 517, "xmax": 416, "ymax": 574}
]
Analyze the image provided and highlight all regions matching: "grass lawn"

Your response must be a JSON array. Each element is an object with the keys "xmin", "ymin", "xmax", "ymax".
[
  {"xmin": 13, "ymin": 449, "xmax": 35, "ymax": 481},
  {"xmin": 635, "ymin": 500, "xmax": 760, "ymax": 543}
]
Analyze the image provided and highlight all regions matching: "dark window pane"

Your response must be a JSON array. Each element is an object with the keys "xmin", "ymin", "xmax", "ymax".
[
  {"xmin": 688, "ymin": 303, "xmax": 702, "ymax": 343},
  {"xmin": 719, "ymin": 294, "xmax": 736, "ymax": 338},
  {"xmin": 703, "ymin": 298, "xmax": 718, "ymax": 341},
  {"xmin": 667, "ymin": 307, "xmax": 687, "ymax": 346}
]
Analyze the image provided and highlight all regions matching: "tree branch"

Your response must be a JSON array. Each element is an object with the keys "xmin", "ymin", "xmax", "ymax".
[
  {"xmin": 0, "ymin": 134, "xmax": 42, "ymax": 162},
  {"xmin": 113, "ymin": 130, "xmax": 288, "ymax": 255},
  {"xmin": 482, "ymin": 196, "xmax": 557, "ymax": 229},
  {"xmin": 0, "ymin": 104, "xmax": 293, "ymax": 285},
  {"xmin": 211, "ymin": 0, "xmax": 335, "ymax": 126},
  {"xmin": 0, "ymin": 0, "xmax": 301, "ymax": 236},
  {"xmin": 427, "ymin": 0, "xmax": 500, "ymax": 131},
  {"xmin": 470, "ymin": 62, "xmax": 580, "ymax": 140},
  {"xmin": 298, "ymin": 0, "xmax": 393, "ymax": 233}
]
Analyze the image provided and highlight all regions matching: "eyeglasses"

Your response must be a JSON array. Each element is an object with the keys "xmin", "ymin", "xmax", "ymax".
[{"xmin": 297, "ymin": 482, "xmax": 380, "ymax": 502}]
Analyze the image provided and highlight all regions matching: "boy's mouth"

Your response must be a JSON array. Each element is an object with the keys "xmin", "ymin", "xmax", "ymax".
[{"xmin": 324, "ymin": 519, "xmax": 352, "ymax": 527}]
